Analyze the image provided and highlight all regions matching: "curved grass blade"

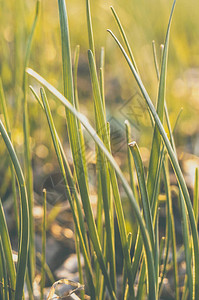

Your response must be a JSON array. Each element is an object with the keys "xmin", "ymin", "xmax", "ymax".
[
  {"xmin": 152, "ymin": 40, "xmax": 160, "ymax": 80},
  {"xmin": 29, "ymin": 85, "xmax": 90, "ymax": 252},
  {"xmin": 0, "ymin": 199, "xmax": 16, "ymax": 299},
  {"xmin": 147, "ymin": 0, "xmax": 176, "ymax": 205},
  {"xmin": 40, "ymin": 88, "xmax": 96, "ymax": 299},
  {"xmin": 110, "ymin": 6, "xmax": 139, "ymax": 74},
  {"xmin": 0, "ymin": 120, "xmax": 29, "ymax": 300},
  {"xmin": 107, "ymin": 28, "xmax": 199, "ymax": 297},
  {"xmin": 0, "ymin": 78, "xmax": 19, "ymax": 233},
  {"xmin": 27, "ymin": 68, "xmax": 156, "ymax": 299},
  {"xmin": 22, "ymin": 0, "xmax": 40, "ymax": 288},
  {"xmin": 29, "ymin": 86, "xmax": 92, "ymax": 291}
]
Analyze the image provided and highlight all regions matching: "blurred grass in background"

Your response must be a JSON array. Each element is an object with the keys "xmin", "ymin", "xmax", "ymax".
[{"xmin": 0, "ymin": 0, "xmax": 199, "ymax": 194}]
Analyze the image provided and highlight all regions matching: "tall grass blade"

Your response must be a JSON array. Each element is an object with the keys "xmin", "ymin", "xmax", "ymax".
[
  {"xmin": 164, "ymin": 96, "xmax": 193, "ymax": 298},
  {"xmin": 22, "ymin": 0, "xmax": 40, "ymax": 288},
  {"xmin": 57, "ymin": 8, "xmax": 109, "ymax": 294},
  {"xmin": 129, "ymin": 142, "xmax": 154, "ymax": 253},
  {"xmin": 29, "ymin": 85, "xmax": 90, "ymax": 255},
  {"xmin": 147, "ymin": 0, "xmax": 176, "ymax": 205},
  {"xmin": 40, "ymin": 189, "xmax": 47, "ymax": 300},
  {"xmin": 88, "ymin": 49, "xmax": 116, "ymax": 291},
  {"xmin": 40, "ymin": 88, "xmax": 96, "ymax": 299},
  {"xmin": 73, "ymin": 45, "xmax": 89, "ymax": 185},
  {"xmin": 0, "ymin": 120, "xmax": 29, "ymax": 300},
  {"xmin": 58, "ymin": 0, "xmax": 88, "ymax": 185},
  {"xmin": 57, "ymin": 3, "xmax": 116, "ymax": 297},
  {"xmin": 27, "ymin": 68, "xmax": 156, "ymax": 299},
  {"xmin": 107, "ymin": 25, "xmax": 199, "ymax": 297}
]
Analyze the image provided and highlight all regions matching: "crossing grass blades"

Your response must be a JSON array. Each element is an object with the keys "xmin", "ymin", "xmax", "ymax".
[{"xmin": 0, "ymin": 0, "xmax": 198, "ymax": 299}]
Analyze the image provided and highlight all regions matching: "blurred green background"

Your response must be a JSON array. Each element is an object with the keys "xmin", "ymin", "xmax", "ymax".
[{"xmin": 0, "ymin": 0, "xmax": 199, "ymax": 197}]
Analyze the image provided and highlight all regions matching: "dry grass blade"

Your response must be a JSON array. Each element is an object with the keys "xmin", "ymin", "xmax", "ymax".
[{"xmin": 47, "ymin": 279, "xmax": 84, "ymax": 300}]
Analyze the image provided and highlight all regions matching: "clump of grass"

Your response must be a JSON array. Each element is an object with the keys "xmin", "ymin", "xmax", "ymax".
[{"xmin": 0, "ymin": 0, "xmax": 198, "ymax": 299}]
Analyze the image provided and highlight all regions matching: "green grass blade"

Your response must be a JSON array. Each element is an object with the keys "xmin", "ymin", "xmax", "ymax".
[
  {"xmin": 179, "ymin": 192, "xmax": 193, "ymax": 298},
  {"xmin": 73, "ymin": 45, "xmax": 80, "ymax": 110},
  {"xmin": 40, "ymin": 189, "xmax": 47, "ymax": 300},
  {"xmin": 164, "ymin": 97, "xmax": 193, "ymax": 298},
  {"xmin": 58, "ymin": 0, "xmax": 74, "ymax": 104},
  {"xmin": 194, "ymin": 168, "xmax": 199, "ymax": 223},
  {"xmin": 107, "ymin": 28, "xmax": 199, "ymax": 297},
  {"xmin": 0, "ymin": 199, "xmax": 16, "ymax": 299},
  {"xmin": 152, "ymin": 33, "xmax": 189, "ymax": 299},
  {"xmin": 0, "ymin": 120, "xmax": 29, "ymax": 300},
  {"xmin": 22, "ymin": 0, "xmax": 40, "ymax": 288},
  {"xmin": 0, "ymin": 78, "xmax": 19, "ymax": 233},
  {"xmin": 30, "ymin": 83, "xmax": 91, "ymax": 254},
  {"xmin": 147, "ymin": 0, "xmax": 176, "ymax": 204},
  {"xmin": 74, "ymin": 223, "xmax": 85, "ymax": 300},
  {"xmin": 40, "ymin": 88, "xmax": 96, "ymax": 299},
  {"xmin": 129, "ymin": 142, "xmax": 154, "ymax": 254},
  {"xmin": 0, "ymin": 238, "xmax": 9, "ymax": 300},
  {"xmin": 57, "ymin": 7, "xmax": 105, "ymax": 287},
  {"xmin": 158, "ymin": 196, "xmax": 171, "ymax": 295},
  {"xmin": 27, "ymin": 68, "xmax": 156, "ymax": 299},
  {"xmin": 36, "ymin": 253, "xmax": 55, "ymax": 285},
  {"xmin": 136, "ymin": 255, "xmax": 147, "ymax": 299},
  {"xmin": 58, "ymin": 0, "xmax": 88, "ymax": 186},
  {"xmin": 88, "ymin": 49, "xmax": 116, "ymax": 291},
  {"xmin": 162, "ymin": 158, "xmax": 179, "ymax": 300},
  {"xmin": 29, "ymin": 85, "xmax": 90, "ymax": 256},
  {"xmin": 122, "ymin": 233, "xmax": 132, "ymax": 299},
  {"xmin": 99, "ymin": 47, "xmax": 106, "ymax": 113},
  {"xmin": 155, "ymin": 212, "xmax": 159, "ymax": 295},
  {"xmin": 110, "ymin": 6, "xmax": 139, "ymax": 74},
  {"xmin": 73, "ymin": 45, "xmax": 89, "ymax": 184},
  {"xmin": 86, "ymin": 0, "xmax": 95, "ymax": 58},
  {"xmin": 159, "ymin": 236, "xmax": 165, "ymax": 267},
  {"xmin": 125, "ymin": 120, "xmax": 139, "ymax": 203},
  {"xmin": 152, "ymin": 40, "xmax": 160, "ymax": 81}
]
